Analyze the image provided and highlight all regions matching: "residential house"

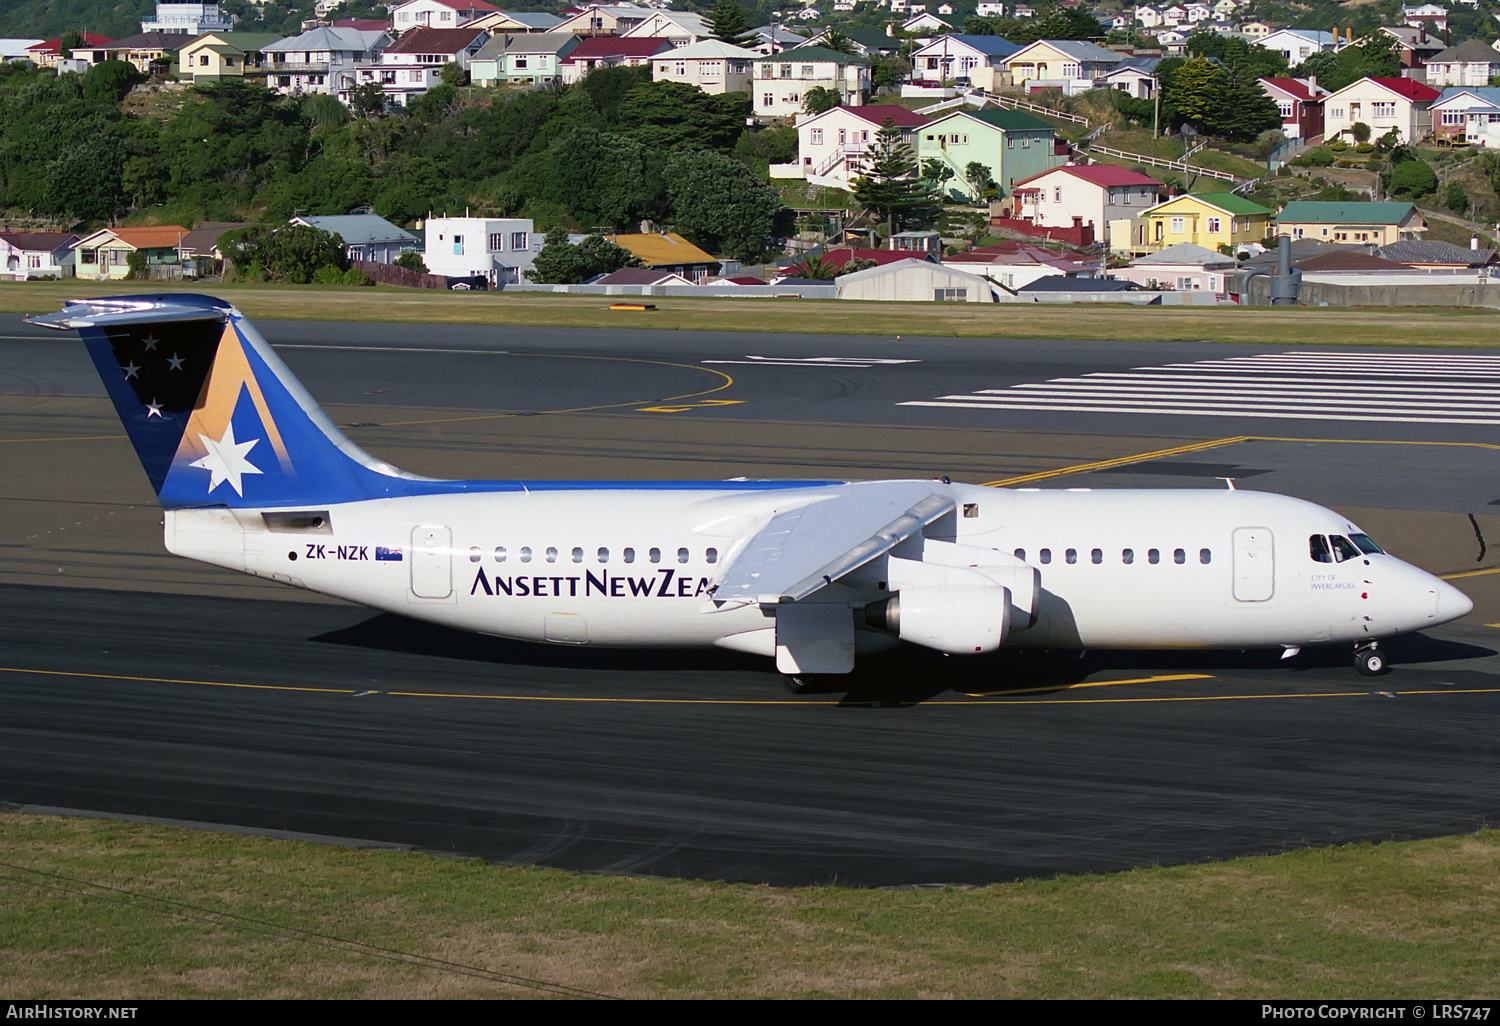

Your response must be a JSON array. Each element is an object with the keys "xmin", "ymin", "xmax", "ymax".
[
  {"xmin": 747, "ymin": 25, "xmax": 809, "ymax": 57},
  {"xmin": 390, "ymin": 0, "xmax": 500, "ymax": 31},
  {"xmin": 901, "ymin": 12, "xmax": 955, "ymax": 39},
  {"xmin": 0, "ymin": 231, "xmax": 78, "ymax": 280},
  {"xmin": 26, "ymin": 34, "xmax": 114, "ymax": 70},
  {"xmin": 801, "ymin": 27, "xmax": 901, "ymax": 58},
  {"xmin": 1401, "ymin": 3, "xmax": 1448, "ymax": 34},
  {"xmin": 1010, "ymin": 163, "xmax": 1164, "ymax": 246},
  {"xmin": 650, "ymin": 38, "xmax": 758, "ymax": 94},
  {"xmin": 1378, "ymin": 238, "xmax": 1496, "ymax": 267},
  {"xmin": 1103, "ymin": 56, "xmax": 1161, "ymax": 98},
  {"xmin": 1004, "ymin": 39, "xmax": 1123, "ymax": 94},
  {"xmin": 908, "ymin": 34, "xmax": 1020, "ymax": 91},
  {"xmin": 940, "ymin": 240, "xmax": 1097, "ymax": 290},
  {"xmin": 915, "ymin": 107, "xmax": 1065, "ymax": 199},
  {"xmin": 0, "ymin": 39, "xmax": 44, "ymax": 64},
  {"xmin": 1239, "ymin": 21, "xmax": 1275, "ymax": 39},
  {"xmin": 1258, "ymin": 28, "xmax": 1336, "ymax": 66},
  {"xmin": 1154, "ymin": 30, "xmax": 1189, "ymax": 55},
  {"xmin": 1260, "ymin": 77, "xmax": 1328, "ymax": 140},
  {"xmin": 1136, "ymin": 192, "xmax": 1273, "ymax": 253},
  {"xmin": 836, "ymin": 258, "xmax": 998, "ymax": 302},
  {"xmin": 78, "ymin": 32, "xmax": 185, "ymax": 74},
  {"xmin": 423, "ymin": 216, "xmax": 538, "ymax": 285},
  {"xmin": 560, "ymin": 36, "xmax": 673, "ymax": 83},
  {"xmin": 589, "ymin": 267, "xmax": 695, "ymax": 287},
  {"xmin": 975, "ymin": 1, "xmax": 1006, "ymax": 16},
  {"xmin": 620, "ymin": 10, "xmax": 713, "ymax": 46},
  {"xmin": 359, "ymin": 25, "xmax": 490, "ymax": 105},
  {"xmin": 553, "ymin": 4, "xmax": 653, "ymax": 37},
  {"xmin": 1111, "ymin": 242, "xmax": 1236, "ymax": 294},
  {"xmin": 470, "ymin": 32, "xmax": 579, "ymax": 86},
  {"xmin": 1424, "ymin": 39, "xmax": 1500, "ymax": 88},
  {"xmin": 178, "ymin": 32, "xmax": 283, "ymax": 82},
  {"xmin": 1355, "ymin": 26, "xmax": 1444, "ymax": 71},
  {"xmin": 71, "ymin": 226, "xmax": 189, "ymax": 280},
  {"xmin": 174, "ymin": 221, "xmax": 248, "ymax": 276},
  {"xmin": 797, "ymin": 105, "xmax": 927, "ymax": 186},
  {"xmin": 1136, "ymin": 6, "xmax": 1165, "ymax": 29},
  {"xmin": 263, "ymin": 26, "xmax": 388, "ymax": 96},
  {"xmin": 466, "ymin": 11, "xmax": 564, "ymax": 34},
  {"xmin": 607, "ymin": 231, "xmax": 720, "ymax": 280},
  {"xmin": 1323, "ymin": 77, "xmax": 1440, "ymax": 145},
  {"xmin": 140, "ymin": 2, "xmax": 234, "ymax": 35},
  {"xmin": 753, "ymin": 46, "xmax": 869, "ymax": 118},
  {"xmin": 290, "ymin": 214, "xmax": 418, "ymax": 264},
  {"xmin": 1274, "ymin": 201, "xmax": 1426, "ymax": 245},
  {"xmin": 1432, "ymin": 86, "xmax": 1500, "ymax": 145}
]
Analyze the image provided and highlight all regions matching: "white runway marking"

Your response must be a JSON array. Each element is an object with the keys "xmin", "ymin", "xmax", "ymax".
[{"xmin": 901, "ymin": 352, "xmax": 1500, "ymax": 425}]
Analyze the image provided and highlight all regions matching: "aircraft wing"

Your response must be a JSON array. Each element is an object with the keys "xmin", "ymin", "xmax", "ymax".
[{"xmin": 713, "ymin": 482, "xmax": 955, "ymax": 606}]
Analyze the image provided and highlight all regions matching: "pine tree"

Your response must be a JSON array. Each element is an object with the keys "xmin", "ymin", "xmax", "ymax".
[
  {"xmin": 852, "ymin": 118, "xmax": 934, "ymax": 235},
  {"xmin": 708, "ymin": 1, "xmax": 756, "ymax": 48}
]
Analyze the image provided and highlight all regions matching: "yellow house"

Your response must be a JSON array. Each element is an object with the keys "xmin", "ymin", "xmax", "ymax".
[
  {"xmin": 72, "ymin": 226, "xmax": 189, "ymax": 279},
  {"xmin": 177, "ymin": 32, "xmax": 283, "ymax": 83},
  {"xmin": 1137, "ymin": 193, "xmax": 1273, "ymax": 254}
]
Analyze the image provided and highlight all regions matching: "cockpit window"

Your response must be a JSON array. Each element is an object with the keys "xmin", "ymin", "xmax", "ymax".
[
  {"xmin": 1330, "ymin": 535, "xmax": 1361, "ymax": 562},
  {"xmin": 1349, "ymin": 533, "xmax": 1383, "ymax": 555},
  {"xmin": 1309, "ymin": 535, "xmax": 1332, "ymax": 563}
]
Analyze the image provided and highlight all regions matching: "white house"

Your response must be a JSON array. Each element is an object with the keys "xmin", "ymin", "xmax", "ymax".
[
  {"xmin": 356, "ymin": 26, "xmax": 489, "ymax": 107},
  {"xmin": 141, "ymin": 2, "xmax": 234, "ymax": 35},
  {"xmin": 795, "ymin": 104, "xmax": 928, "ymax": 186},
  {"xmin": 1004, "ymin": 39, "xmax": 1123, "ymax": 94},
  {"xmin": 650, "ymin": 38, "xmax": 758, "ymax": 94},
  {"xmin": 263, "ymin": 26, "xmax": 388, "ymax": 97},
  {"xmin": 554, "ymin": 4, "xmax": 653, "ymax": 37},
  {"xmin": 390, "ymin": 0, "xmax": 500, "ymax": 31},
  {"xmin": 909, "ymin": 34, "xmax": 1021, "ymax": 90},
  {"xmin": 1324, "ymin": 76, "xmax": 1440, "ymax": 145},
  {"xmin": 0, "ymin": 231, "xmax": 77, "ymax": 280},
  {"xmin": 1110, "ymin": 242, "xmax": 1235, "ymax": 294},
  {"xmin": 1259, "ymin": 28, "xmax": 1336, "ymax": 66},
  {"xmin": 836, "ymin": 258, "xmax": 998, "ymax": 302},
  {"xmin": 975, "ymin": 2, "xmax": 1005, "ymax": 16},
  {"xmin": 753, "ymin": 46, "xmax": 869, "ymax": 118},
  {"xmin": 423, "ymin": 216, "xmax": 539, "ymax": 285},
  {"xmin": 1401, "ymin": 3, "xmax": 1448, "ymax": 33},
  {"xmin": 1009, "ymin": 163, "xmax": 1164, "ymax": 245},
  {"xmin": 1431, "ymin": 86, "xmax": 1500, "ymax": 145},
  {"xmin": 620, "ymin": 10, "xmax": 713, "ymax": 45},
  {"xmin": 1425, "ymin": 39, "xmax": 1500, "ymax": 88},
  {"xmin": 1102, "ymin": 56, "xmax": 1161, "ymax": 98}
]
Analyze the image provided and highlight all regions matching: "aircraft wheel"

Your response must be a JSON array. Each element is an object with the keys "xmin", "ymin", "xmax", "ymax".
[
  {"xmin": 1355, "ymin": 647, "xmax": 1388, "ymax": 677},
  {"xmin": 784, "ymin": 674, "xmax": 812, "ymax": 694}
]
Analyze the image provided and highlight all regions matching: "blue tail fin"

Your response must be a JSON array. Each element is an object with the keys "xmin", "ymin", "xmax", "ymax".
[{"xmin": 30, "ymin": 294, "xmax": 429, "ymax": 509}]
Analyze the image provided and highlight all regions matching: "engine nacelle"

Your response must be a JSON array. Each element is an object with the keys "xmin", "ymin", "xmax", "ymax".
[
  {"xmin": 902, "ymin": 541, "xmax": 1040, "ymax": 632},
  {"xmin": 870, "ymin": 557, "xmax": 1012, "ymax": 654}
]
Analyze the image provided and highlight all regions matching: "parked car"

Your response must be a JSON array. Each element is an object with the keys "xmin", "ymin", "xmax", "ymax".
[{"xmin": 447, "ymin": 275, "xmax": 488, "ymax": 291}]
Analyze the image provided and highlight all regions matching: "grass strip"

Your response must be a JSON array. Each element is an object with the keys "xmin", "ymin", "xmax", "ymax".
[
  {"xmin": 2, "ymin": 811, "xmax": 1497, "ymax": 998},
  {"xmin": 3, "ymin": 281, "xmax": 1500, "ymax": 348}
]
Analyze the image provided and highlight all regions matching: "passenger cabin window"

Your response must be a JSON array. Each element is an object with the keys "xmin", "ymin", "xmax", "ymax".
[
  {"xmin": 1174, "ymin": 548, "xmax": 1186, "ymax": 564},
  {"xmin": 706, "ymin": 548, "xmax": 718, "ymax": 564},
  {"xmin": 495, "ymin": 546, "xmax": 506, "ymax": 562},
  {"xmin": 571, "ymin": 546, "xmax": 584, "ymax": 563},
  {"xmin": 1091, "ymin": 548, "xmax": 1103, "ymax": 564},
  {"xmin": 1066, "ymin": 548, "xmax": 1078, "ymax": 564},
  {"xmin": 624, "ymin": 547, "xmax": 636, "ymax": 563},
  {"xmin": 469, "ymin": 546, "xmax": 481, "ymax": 563},
  {"xmin": 649, "ymin": 547, "xmax": 661, "ymax": 564},
  {"xmin": 1148, "ymin": 548, "xmax": 1160, "ymax": 564},
  {"xmin": 1310, "ymin": 535, "xmax": 1333, "ymax": 563},
  {"xmin": 1200, "ymin": 548, "xmax": 1212, "ymax": 564},
  {"xmin": 677, "ymin": 547, "xmax": 690, "ymax": 564},
  {"xmin": 598, "ymin": 547, "xmax": 609, "ymax": 563},
  {"xmin": 546, "ymin": 547, "xmax": 558, "ymax": 563},
  {"xmin": 1122, "ymin": 548, "xmax": 1134, "ymax": 564},
  {"xmin": 520, "ymin": 546, "xmax": 533, "ymax": 563},
  {"xmin": 1039, "ymin": 548, "xmax": 1051, "ymax": 564},
  {"xmin": 1014, "ymin": 548, "xmax": 1025, "ymax": 561}
]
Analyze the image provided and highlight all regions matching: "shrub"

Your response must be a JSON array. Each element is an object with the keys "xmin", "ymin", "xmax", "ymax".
[
  {"xmin": 311, "ymin": 264, "xmax": 344, "ymax": 285},
  {"xmin": 1328, "ymin": 139, "xmax": 1347, "ymax": 152},
  {"xmin": 1355, "ymin": 142, "xmax": 1374, "ymax": 153},
  {"xmin": 124, "ymin": 251, "xmax": 149, "ymax": 280},
  {"xmin": 393, "ymin": 250, "xmax": 428, "ymax": 273},
  {"xmin": 341, "ymin": 267, "xmax": 374, "ymax": 286}
]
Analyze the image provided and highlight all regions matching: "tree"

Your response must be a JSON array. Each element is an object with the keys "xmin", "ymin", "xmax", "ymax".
[
  {"xmin": 852, "ymin": 117, "xmax": 934, "ymax": 235},
  {"xmin": 802, "ymin": 86, "xmax": 841, "ymax": 115},
  {"xmin": 525, "ymin": 227, "xmax": 644, "ymax": 283},
  {"xmin": 349, "ymin": 82, "xmax": 386, "ymax": 118},
  {"xmin": 1387, "ymin": 159, "xmax": 1437, "ymax": 199},
  {"xmin": 440, "ymin": 61, "xmax": 468, "ymax": 88},
  {"xmin": 617, "ymin": 80, "xmax": 750, "ymax": 152},
  {"xmin": 964, "ymin": 160, "xmax": 994, "ymax": 199},
  {"xmin": 393, "ymin": 249, "xmax": 428, "ymax": 273},
  {"xmin": 921, "ymin": 158, "xmax": 955, "ymax": 195},
  {"xmin": 1163, "ymin": 57, "xmax": 1221, "ymax": 134},
  {"xmin": 220, "ymin": 223, "xmax": 347, "ymax": 283},
  {"xmin": 83, "ymin": 60, "xmax": 141, "ymax": 104},
  {"xmin": 821, "ymin": 30, "xmax": 856, "ymax": 55},
  {"xmin": 664, "ymin": 150, "xmax": 785, "ymax": 261},
  {"xmin": 708, "ymin": 0, "xmax": 756, "ymax": 48}
]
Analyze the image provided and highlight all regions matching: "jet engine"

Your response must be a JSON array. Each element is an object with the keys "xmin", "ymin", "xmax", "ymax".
[{"xmin": 863, "ymin": 542, "xmax": 1041, "ymax": 655}]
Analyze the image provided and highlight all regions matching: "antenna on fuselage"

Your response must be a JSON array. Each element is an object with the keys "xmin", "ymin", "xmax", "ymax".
[{"xmin": 1216, "ymin": 477, "xmax": 1237, "ymax": 491}]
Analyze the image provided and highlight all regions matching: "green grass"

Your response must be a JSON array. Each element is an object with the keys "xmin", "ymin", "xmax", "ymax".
[
  {"xmin": 5, "ymin": 280, "xmax": 1500, "ymax": 348},
  {"xmin": 3, "ymin": 812, "xmax": 1498, "ymax": 998}
]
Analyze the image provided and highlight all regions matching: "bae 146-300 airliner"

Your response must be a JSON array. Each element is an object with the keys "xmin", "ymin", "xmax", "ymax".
[{"xmin": 32, "ymin": 294, "xmax": 1473, "ymax": 684}]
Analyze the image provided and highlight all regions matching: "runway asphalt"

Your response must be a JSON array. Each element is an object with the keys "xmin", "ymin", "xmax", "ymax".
[{"xmin": 2, "ymin": 312, "xmax": 1498, "ymax": 885}]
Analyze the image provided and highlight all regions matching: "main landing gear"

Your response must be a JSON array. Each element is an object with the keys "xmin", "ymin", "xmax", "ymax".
[{"xmin": 1354, "ymin": 642, "xmax": 1389, "ymax": 677}]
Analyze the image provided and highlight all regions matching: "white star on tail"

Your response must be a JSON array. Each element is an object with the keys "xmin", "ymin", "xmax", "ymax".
[{"xmin": 190, "ymin": 422, "xmax": 263, "ymax": 496}]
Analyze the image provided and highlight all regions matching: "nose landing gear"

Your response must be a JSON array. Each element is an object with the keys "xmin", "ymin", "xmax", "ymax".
[{"xmin": 1354, "ymin": 642, "xmax": 1389, "ymax": 677}]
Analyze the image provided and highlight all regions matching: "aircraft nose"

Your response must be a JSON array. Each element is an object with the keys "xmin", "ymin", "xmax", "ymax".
[{"xmin": 1433, "ymin": 578, "xmax": 1474, "ymax": 625}]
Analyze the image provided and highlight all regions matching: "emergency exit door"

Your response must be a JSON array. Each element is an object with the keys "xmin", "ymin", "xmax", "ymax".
[{"xmin": 410, "ymin": 525, "xmax": 452, "ymax": 599}]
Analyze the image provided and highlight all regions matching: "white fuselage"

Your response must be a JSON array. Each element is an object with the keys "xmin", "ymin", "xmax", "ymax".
[{"xmin": 165, "ymin": 482, "xmax": 1471, "ymax": 660}]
